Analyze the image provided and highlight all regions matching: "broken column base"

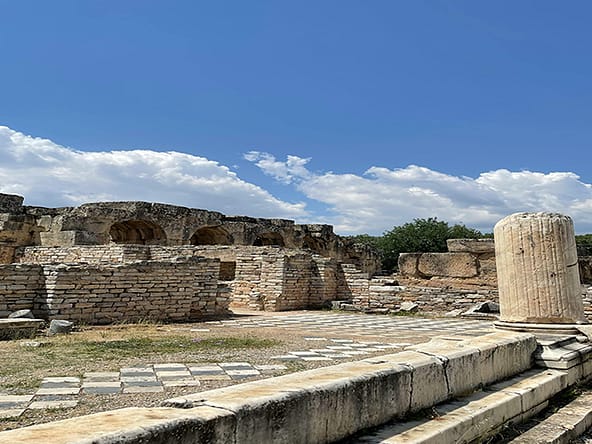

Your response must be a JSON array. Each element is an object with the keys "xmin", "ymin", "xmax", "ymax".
[{"xmin": 494, "ymin": 320, "xmax": 585, "ymax": 336}]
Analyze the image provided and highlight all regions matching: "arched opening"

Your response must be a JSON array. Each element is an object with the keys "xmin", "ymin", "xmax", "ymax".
[
  {"xmin": 302, "ymin": 235, "xmax": 324, "ymax": 254},
  {"xmin": 253, "ymin": 232, "xmax": 285, "ymax": 247},
  {"xmin": 190, "ymin": 226, "xmax": 233, "ymax": 245},
  {"xmin": 109, "ymin": 220, "xmax": 166, "ymax": 245}
]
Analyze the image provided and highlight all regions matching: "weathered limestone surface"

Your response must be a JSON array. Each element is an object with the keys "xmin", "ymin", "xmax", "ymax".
[
  {"xmin": 0, "ymin": 258, "xmax": 228, "ymax": 322},
  {"xmin": 352, "ymin": 275, "xmax": 499, "ymax": 314},
  {"xmin": 0, "ymin": 264, "xmax": 44, "ymax": 318},
  {"xmin": 494, "ymin": 212, "xmax": 587, "ymax": 324},
  {"xmin": 398, "ymin": 253, "xmax": 421, "ymax": 277},
  {"xmin": 417, "ymin": 252, "xmax": 478, "ymax": 278},
  {"xmin": 10, "ymin": 245, "xmax": 352, "ymax": 315},
  {"xmin": 0, "ymin": 193, "xmax": 24, "ymax": 213},
  {"xmin": 0, "ymin": 193, "xmax": 381, "ymax": 273},
  {"xmin": 446, "ymin": 238, "xmax": 495, "ymax": 254},
  {"xmin": 399, "ymin": 252, "xmax": 483, "ymax": 279}
]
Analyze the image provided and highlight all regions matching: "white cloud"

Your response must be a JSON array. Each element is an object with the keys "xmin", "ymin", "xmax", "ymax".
[
  {"xmin": 244, "ymin": 151, "xmax": 311, "ymax": 184},
  {"xmin": 245, "ymin": 152, "xmax": 592, "ymax": 235},
  {"xmin": 0, "ymin": 127, "xmax": 307, "ymax": 219},
  {"xmin": 4, "ymin": 126, "xmax": 592, "ymax": 236}
]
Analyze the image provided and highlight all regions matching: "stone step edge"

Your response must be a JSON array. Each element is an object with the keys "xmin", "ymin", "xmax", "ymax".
[
  {"xmin": 354, "ymin": 367, "xmax": 573, "ymax": 444},
  {"xmin": 508, "ymin": 390, "xmax": 592, "ymax": 444}
]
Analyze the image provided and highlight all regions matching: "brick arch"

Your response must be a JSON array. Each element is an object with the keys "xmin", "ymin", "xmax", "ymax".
[
  {"xmin": 109, "ymin": 220, "xmax": 166, "ymax": 245},
  {"xmin": 253, "ymin": 232, "xmax": 285, "ymax": 247},
  {"xmin": 190, "ymin": 226, "xmax": 233, "ymax": 245}
]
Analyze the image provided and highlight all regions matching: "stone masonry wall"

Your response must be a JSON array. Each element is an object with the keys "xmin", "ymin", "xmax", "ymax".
[
  {"xmin": 0, "ymin": 264, "xmax": 44, "ymax": 317},
  {"xmin": 0, "ymin": 258, "xmax": 226, "ymax": 323},
  {"xmin": 275, "ymin": 254, "xmax": 313, "ymax": 310},
  {"xmin": 342, "ymin": 264, "xmax": 370, "ymax": 305},
  {"xmin": 309, "ymin": 256, "xmax": 341, "ymax": 308},
  {"xmin": 354, "ymin": 279, "xmax": 499, "ymax": 313},
  {"xmin": 15, "ymin": 244, "xmax": 363, "ymax": 313},
  {"xmin": 17, "ymin": 245, "xmax": 151, "ymax": 264},
  {"xmin": 36, "ymin": 258, "xmax": 226, "ymax": 324}
]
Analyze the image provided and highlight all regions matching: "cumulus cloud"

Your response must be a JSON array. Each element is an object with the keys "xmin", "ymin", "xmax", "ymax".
[
  {"xmin": 0, "ymin": 127, "xmax": 307, "ymax": 219},
  {"xmin": 245, "ymin": 152, "xmax": 592, "ymax": 234},
  {"xmin": 244, "ymin": 151, "xmax": 312, "ymax": 184},
  {"xmin": 4, "ymin": 126, "xmax": 592, "ymax": 236}
]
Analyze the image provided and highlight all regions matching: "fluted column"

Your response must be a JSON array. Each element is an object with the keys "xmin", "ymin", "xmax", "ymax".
[{"xmin": 494, "ymin": 212, "xmax": 586, "ymax": 328}]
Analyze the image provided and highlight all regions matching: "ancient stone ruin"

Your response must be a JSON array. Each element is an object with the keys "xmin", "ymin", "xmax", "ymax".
[
  {"xmin": 0, "ymin": 193, "xmax": 381, "ymax": 323},
  {"xmin": 494, "ymin": 212, "xmax": 588, "ymax": 332},
  {"xmin": 4, "ymin": 212, "xmax": 592, "ymax": 442},
  {"xmin": 3, "ymin": 192, "xmax": 592, "ymax": 324}
]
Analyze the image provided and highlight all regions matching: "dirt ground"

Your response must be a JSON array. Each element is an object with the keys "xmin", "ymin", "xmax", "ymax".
[{"xmin": 0, "ymin": 309, "xmax": 486, "ymax": 431}]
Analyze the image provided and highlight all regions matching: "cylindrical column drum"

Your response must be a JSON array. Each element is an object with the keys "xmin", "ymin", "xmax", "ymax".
[{"xmin": 494, "ymin": 212, "xmax": 586, "ymax": 325}]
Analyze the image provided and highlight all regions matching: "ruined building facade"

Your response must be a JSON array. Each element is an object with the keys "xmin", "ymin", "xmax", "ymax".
[{"xmin": 0, "ymin": 193, "xmax": 380, "ymax": 322}]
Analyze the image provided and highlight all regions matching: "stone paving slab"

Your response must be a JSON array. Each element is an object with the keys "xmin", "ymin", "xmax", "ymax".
[
  {"xmin": 35, "ymin": 387, "xmax": 80, "ymax": 396},
  {"xmin": 0, "ymin": 314, "xmax": 494, "ymax": 418},
  {"xmin": 207, "ymin": 313, "xmax": 494, "ymax": 342},
  {"xmin": 122, "ymin": 385, "xmax": 164, "ymax": 394},
  {"xmin": 28, "ymin": 400, "xmax": 78, "ymax": 410},
  {"xmin": 0, "ymin": 408, "xmax": 25, "ymax": 419},
  {"xmin": 0, "ymin": 361, "xmax": 287, "ymax": 417}
]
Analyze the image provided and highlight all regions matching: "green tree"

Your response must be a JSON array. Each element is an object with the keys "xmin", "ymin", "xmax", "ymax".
[
  {"xmin": 379, "ymin": 218, "xmax": 483, "ymax": 271},
  {"xmin": 576, "ymin": 234, "xmax": 592, "ymax": 245}
]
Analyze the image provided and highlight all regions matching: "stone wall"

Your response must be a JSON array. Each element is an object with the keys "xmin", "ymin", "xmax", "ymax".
[
  {"xmin": 0, "ymin": 193, "xmax": 382, "ymax": 273},
  {"xmin": 17, "ymin": 245, "xmax": 151, "ymax": 264},
  {"xmin": 353, "ymin": 278, "xmax": 499, "ymax": 313},
  {"xmin": 0, "ymin": 193, "xmax": 24, "ymax": 213},
  {"xmin": 0, "ymin": 264, "xmax": 44, "ymax": 317},
  {"xmin": 37, "ymin": 258, "xmax": 226, "ymax": 323},
  {"xmin": 230, "ymin": 248, "xmax": 319, "ymax": 311},
  {"xmin": 16, "ymin": 244, "xmax": 354, "ymax": 313},
  {"xmin": 398, "ymin": 239, "xmax": 498, "ymax": 286},
  {"xmin": 0, "ymin": 258, "xmax": 227, "ymax": 323},
  {"xmin": 342, "ymin": 264, "xmax": 371, "ymax": 305},
  {"xmin": 309, "ymin": 256, "xmax": 342, "ymax": 307},
  {"xmin": 398, "ymin": 238, "xmax": 592, "ymax": 286}
]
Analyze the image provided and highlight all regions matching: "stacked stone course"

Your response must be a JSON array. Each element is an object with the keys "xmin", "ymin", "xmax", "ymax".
[
  {"xmin": 0, "ymin": 264, "xmax": 43, "ymax": 317},
  {"xmin": 353, "ymin": 280, "xmax": 499, "ymax": 313},
  {"xmin": 17, "ymin": 245, "xmax": 151, "ymax": 264},
  {"xmin": 38, "ymin": 258, "xmax": 226, "ymax": 324},
  {"xmin": 0, "ymin": 258, "xmax": 228, "ymax": 322}
]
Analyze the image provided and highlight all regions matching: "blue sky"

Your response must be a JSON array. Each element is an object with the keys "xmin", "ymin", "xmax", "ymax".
[{"xmin": 1, "ymin": 1, "xmax": 592, "ymax": 234}]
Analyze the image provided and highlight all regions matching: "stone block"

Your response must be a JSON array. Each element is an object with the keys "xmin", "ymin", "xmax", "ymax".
[
  {"xmin": 398, "ymin": 253, "xmax": 421, "ymax": 276},
  {"xmin": 463, "ymin": 331, "xmax": 537, "ymax": 384},
  {"xmin": 0, "ymin": 406, "xmax": 236, "ymax": 444},
  {"xmin": 164, "ymin": 360, "xmax": 412, "ymax": 444},
  {"xmin": 417, "ymin": 253, "xmax": 478, "ymax": 278},
  {"xmin": 365, "ymin": 350, "xmax": 448, "ymax": 411},
  {"xmin": 446, "ymin": 238, "xmax": 495, "ymax": 254},
  {"xmin": 0, "ymin": 193, "xmax": 24, "ymax": 213},
  {"xmin": 490, "ymin": 368, "xmax": 567, "ymax": 412},
  {"xmin": 407, "ymin": 338, "xmax": 481, "ymax": 396},
  {"xmin": 0, "ymin": 318, "xmax": 44, "ymax": 340}
]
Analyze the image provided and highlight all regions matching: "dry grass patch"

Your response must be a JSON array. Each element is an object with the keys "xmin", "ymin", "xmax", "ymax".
[{"xmin": 0, "ymin": 322, "xmax": 282, "ymax": 394}]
